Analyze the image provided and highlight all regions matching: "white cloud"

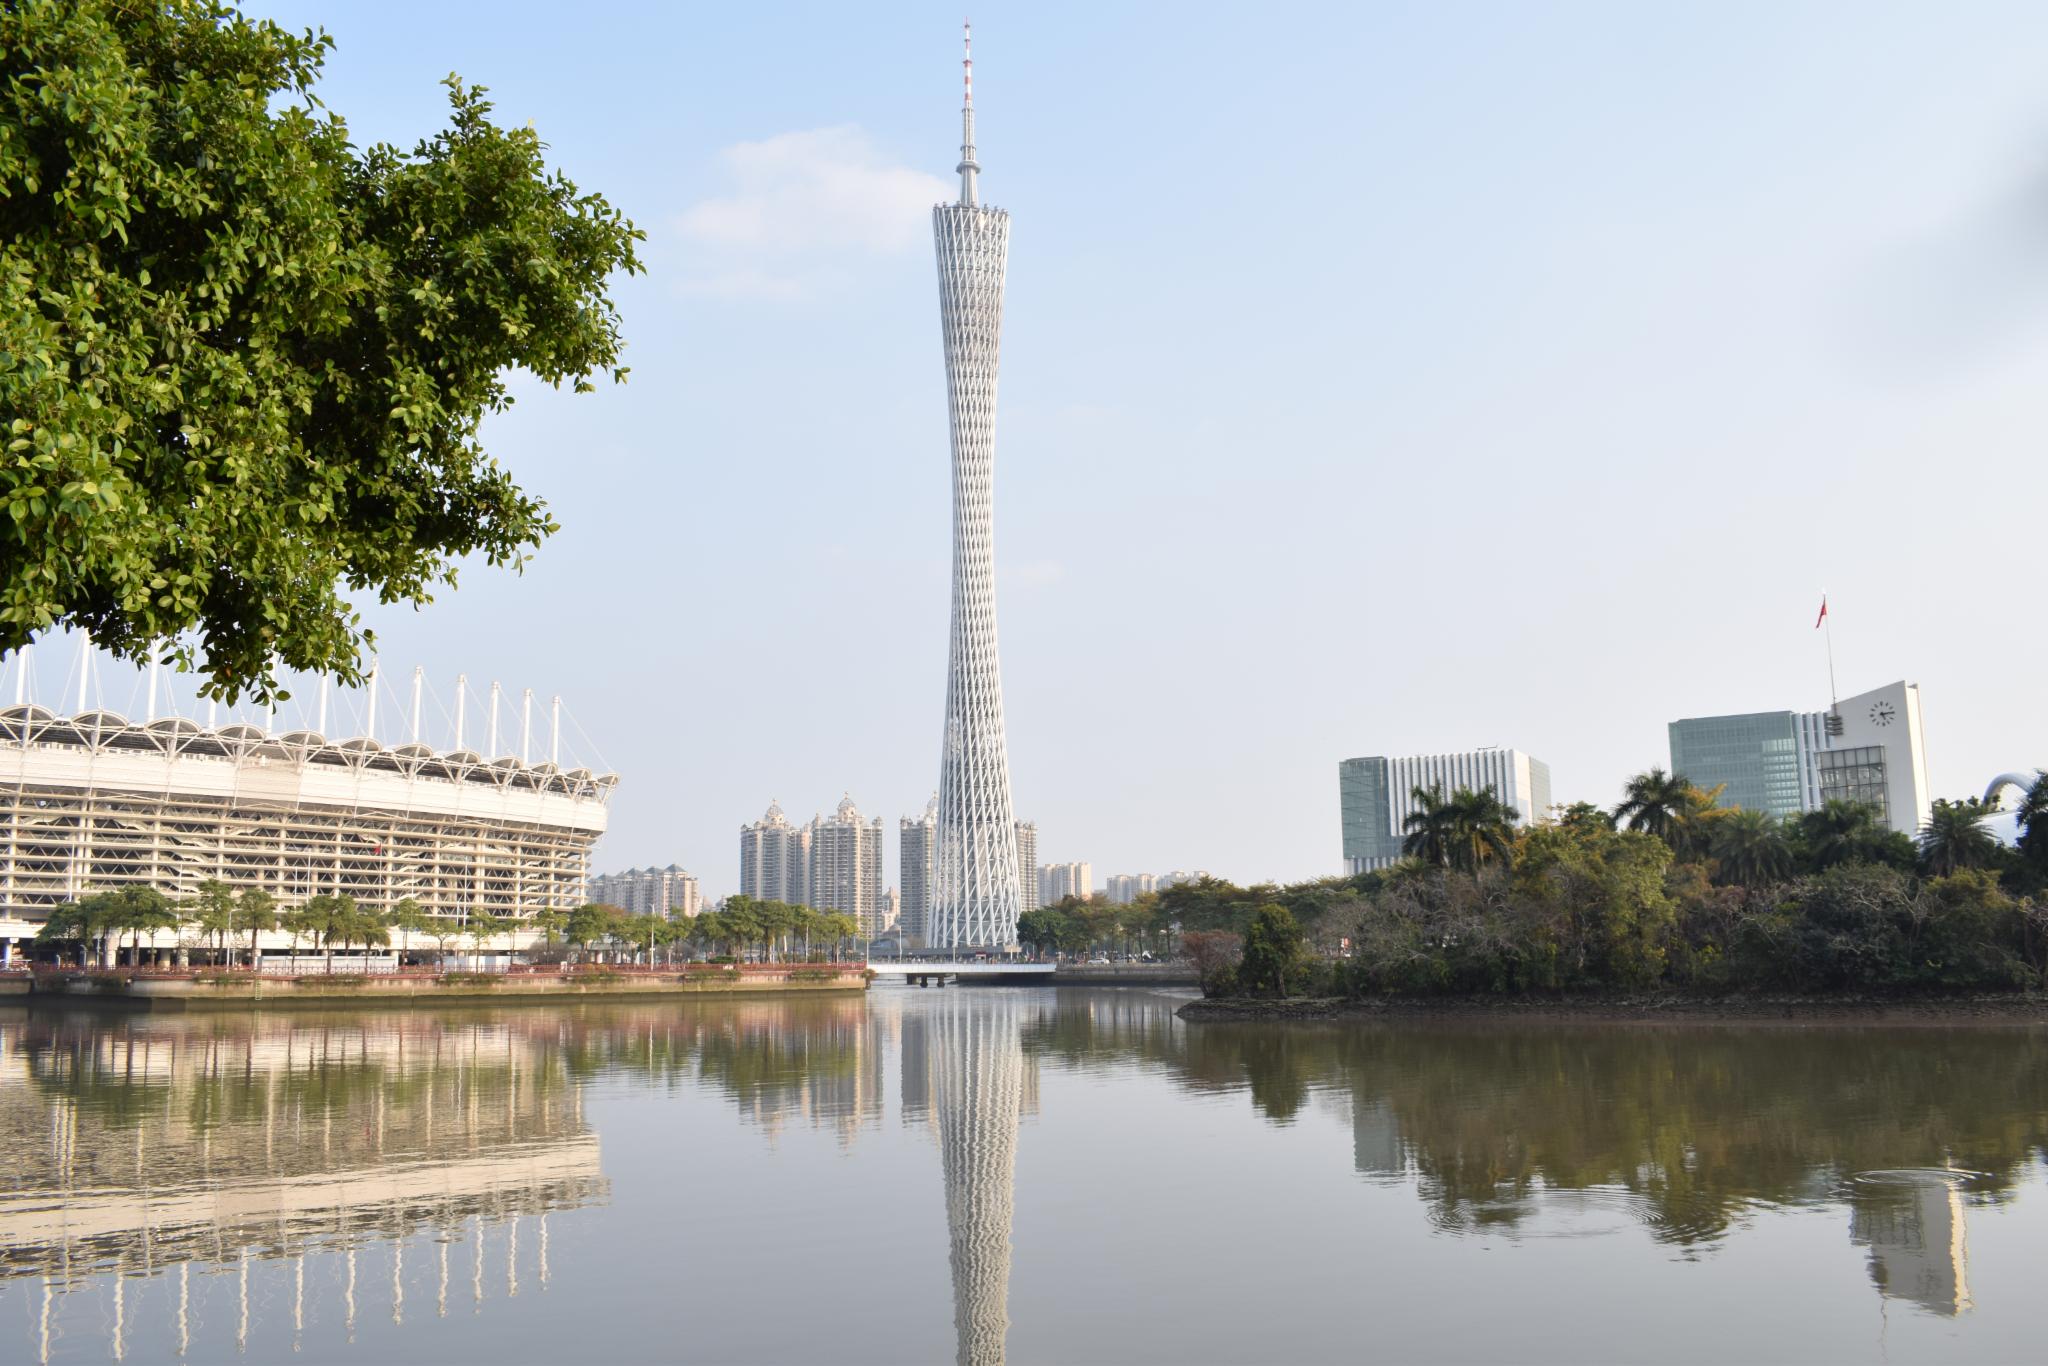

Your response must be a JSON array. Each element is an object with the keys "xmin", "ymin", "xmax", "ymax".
[{"xmin": 674, "ymin": 127, "xmax": 952, "ymax": 298}]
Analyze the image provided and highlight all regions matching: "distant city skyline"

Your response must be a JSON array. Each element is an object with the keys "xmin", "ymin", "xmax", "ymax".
[{"xmin": 87, "ymin": 3, "xmax": 2048, "ymax": 894}]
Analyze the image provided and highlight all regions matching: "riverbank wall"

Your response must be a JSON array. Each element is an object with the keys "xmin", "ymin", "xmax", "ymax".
[
  {"xmin": 1049, "ymin": 964, "xmax": 1200, "ymax": 987},
  {"xmin": 1179, "ymin": 993, "xmax": 2048, "ymax": 1025},
  {"xmin": 17, "ymin": 965, "xmax": 871, "ymax": 1010}
]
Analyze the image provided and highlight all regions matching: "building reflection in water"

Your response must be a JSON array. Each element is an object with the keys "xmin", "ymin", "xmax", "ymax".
[
  {"xmin": 897, "ymin": 991, "xmax": 1036, "ymax": 1366},
  {"xmin": 3, "ymin": 991, "xmax": 2038, "ymax": 1361},
  {"xmin": 1021, "ymin": 995, "xmax": 2048, "ymax": 1323},
  {"xmin": 1849, "ymin": 1170, "xmax": 1974, "ymax": 1316},
  {"xmin": 0, "ymin": 1011, "xmax": 606, "ymax": 1362}
]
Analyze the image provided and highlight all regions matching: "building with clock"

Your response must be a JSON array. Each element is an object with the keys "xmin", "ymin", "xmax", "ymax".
[{"xmin": 1668, "ymin": 680, "xmax": 1930, "ymax": 833}]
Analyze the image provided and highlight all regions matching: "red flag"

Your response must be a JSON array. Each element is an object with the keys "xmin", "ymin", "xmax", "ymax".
[{"xmin": 1814, "ymin": 596, "xmax": 1828, "ymax": 629}]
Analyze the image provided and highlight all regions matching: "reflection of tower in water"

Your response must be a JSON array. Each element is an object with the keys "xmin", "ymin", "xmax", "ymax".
[
  {"xmin": 1850, "ymin": 1170, "xmax": 1973, "ymax": 1316},
  {"xmin": 922, "ymin": 991, "xmax": 1035, "ymax": 1366}
]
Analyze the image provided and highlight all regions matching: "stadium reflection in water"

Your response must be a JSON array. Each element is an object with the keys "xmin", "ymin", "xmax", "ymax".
[
  {"xmin": 5, "ymin": 994, "xmax": 2048, "ymax": 1363},
  {"xmin": 0, "ymin": 1008, "xmax": 606, "ymax": 1362}
]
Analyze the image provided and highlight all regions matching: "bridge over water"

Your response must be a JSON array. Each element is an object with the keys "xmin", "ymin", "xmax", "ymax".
[
  {"xmin": 867, "ymin": 961, "xmax": 1200, "ymax": 988},
  {"xmin": 868, "ymin": 961, "xmax": 1057, "ymax": 985}
]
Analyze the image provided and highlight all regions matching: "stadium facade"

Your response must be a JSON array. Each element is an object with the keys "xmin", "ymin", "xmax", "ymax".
[{"xmin": 0, "ymin": 701, "xmax": 615, "ymax": 960}]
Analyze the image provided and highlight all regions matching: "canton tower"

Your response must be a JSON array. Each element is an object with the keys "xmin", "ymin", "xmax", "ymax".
[{"xmin": 930, "ymin": 23, "xmax": 1022, "ymax": 951}]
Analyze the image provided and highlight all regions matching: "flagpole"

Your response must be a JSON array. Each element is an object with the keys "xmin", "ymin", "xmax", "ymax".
[{"xmin": 1821, "ymin": 590, "xmax": 1838, "ymax": 710}]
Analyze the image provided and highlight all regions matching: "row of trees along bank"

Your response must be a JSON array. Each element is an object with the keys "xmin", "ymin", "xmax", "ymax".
[
  {"xmin": 30, "ymin": 888, "xmax": 859, "ymax": 970},
  {"xmin": 1172, "ymin": 769, "xmax": 2048, "ymax": 999}
]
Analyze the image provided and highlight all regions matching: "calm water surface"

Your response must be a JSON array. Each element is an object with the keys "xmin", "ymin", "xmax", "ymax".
[{"xmin": 3, "ymin": 989, "xmax": 2046, "ymax": 1364}]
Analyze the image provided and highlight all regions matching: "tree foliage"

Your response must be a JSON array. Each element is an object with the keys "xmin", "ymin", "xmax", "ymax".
[{"xmin": 0, "ymin": 1, "xmax": 643, "ymax": 700}]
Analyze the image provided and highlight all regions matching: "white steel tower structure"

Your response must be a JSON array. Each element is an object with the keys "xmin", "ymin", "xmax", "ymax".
[{"xmin": 930, "ymin": 24, "xmax": 1022, "ymax": 951}]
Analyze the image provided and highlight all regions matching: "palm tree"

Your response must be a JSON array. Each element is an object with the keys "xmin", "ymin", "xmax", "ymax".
[
  {"xmin": 2015, "ymin": 772, "xmax": 2048, "ymax": 873},
  {"xmin": 1919, "ymin": 798, "xmax": 2000, "ymax": 877},
  {"xmin": 1613, "ymin": 768, "xmax": 1696, "ymax": 842},
  {"xmin": 1401, "ymin": 783, "xmax": 1459, "ymax": 869},
  {"xmin": 1444, "ymin": 785, "xmax": 1520, "ymax": 873},
  {"xmin": 1711, "ymin": 808, "xmax": 1793, "ymax": 887},
  {"xmin": 1797, "ymin": 800, "xmax": 1883, "ymax": 870},
  {"xmin": 236, "ymin": 888, "xmax": 277, "ymax": 968}
]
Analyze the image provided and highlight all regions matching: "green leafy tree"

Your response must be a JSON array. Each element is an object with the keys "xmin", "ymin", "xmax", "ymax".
[
  {"xmin": 1015, "ymin": 907, "xmax": 1066, "ymax": 958},
  {"xmin": 191, "ymin": 879, "xmax": 238, "ymax": 965},
  {"xmin": 1555, "ymin": 801, "xmax": 1617, "ymax": 834},
  {"xmin": 36, "ymin": 896, "xmax": 109, "ymax": 966},
  {"xmin": 533, "ymin": 909, "xmax": 568, "ymax": 951},
  {"xmin": 427, "ymin": 912, "xmax": 464, "ymax": 968},
  {"xmin": 280, "ymin": 906, "xmax": 315, "ymax": 964},
  {"xmin": 624, "ymin": 912, "xmax": 663, "ymax": 964},
  {"xmin": 1237, "ymin": 903, "xmax": 1308, "ymax": 998},
  {"xmin": 465, "ymin": 908, "xmax": 504, "ymax": 965},
  {"xmin": 720, "ymin": 898, "xmax": 764, "ymax": 962},
  {"xmin": 389, "ymin": 898, "xmax": 433, "ymax": 965},
  {"xmin": 1794, "ymin": 800, "xmax": 1914, "ymax": 873},
  {"xmin": 0, "ymin": 1, "xmax": 643, "ymax": 701},
  {"xmin": 820, "ymin": 913, "xmax": 859, "ymax": 962},
  {"xmin": 1919, "ymin": 798, "xmax": 1999, "ymax": 877},
  {"xmin": 2014, "ymin": 772, "xmax": 2048, "ymax": 875},
  {"xmin": 688, "ymin": 909, "xmax": 724, "ymax": 959},
  {"xmin": 564, "ymin": 903, "xmax": 615, "ymax": 961},
  {"xmin": 1710, "ymin": 808, "xmax": 1793, "ymax": 888},
  {"xmin": 341, "ymin": 904, "xmax": 391, "ymax": 966},
  {"xmin": 1513, "ymin": 822, "xmax": 1678, "ymax": 990},
  {"xmin": 297, "ymin": 893, "xmax": 355, "ymax": 972},
  {"xmin": 124, "ymin": 889, "xmax": 179, "ymax": 966}
]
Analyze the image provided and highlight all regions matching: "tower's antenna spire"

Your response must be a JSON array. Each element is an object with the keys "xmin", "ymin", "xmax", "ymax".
[{"xmin": 957, "ymin": 19, "xmax": 980, "ymax": 206}]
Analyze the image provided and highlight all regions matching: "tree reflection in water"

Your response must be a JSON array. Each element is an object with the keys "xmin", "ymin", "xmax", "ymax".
[
  {"xmin": 4, "ymin": 993, "xmax": 2043, "ymax": 1362},
  {"xmin": 1023, "ymin": 995, "xmax": 2048, "ymax": 1317}
]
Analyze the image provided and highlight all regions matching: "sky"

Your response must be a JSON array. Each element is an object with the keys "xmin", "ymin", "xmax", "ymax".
[{"xmin": 45, "ymin": 1, "xmax": 2048, "ymax": 895}]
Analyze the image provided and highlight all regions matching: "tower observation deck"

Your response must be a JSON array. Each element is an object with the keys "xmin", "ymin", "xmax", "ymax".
[{"xmin": 930, "ymin": 23, "xmax": 1022, "ymax": 951}]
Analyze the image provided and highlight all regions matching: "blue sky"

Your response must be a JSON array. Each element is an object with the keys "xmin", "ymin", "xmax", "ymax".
[{"xmin": 74, "ymin": 2, "xmax": 2048, "ymax": 892}]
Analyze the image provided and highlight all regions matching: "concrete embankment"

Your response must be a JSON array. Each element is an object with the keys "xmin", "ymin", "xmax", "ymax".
[
  {"xmin": 1178, "ymin": 994, "xmax": 2048, "ymax": 1025},
  {"xmin": 1050, "ymin": 964, "xmax": 1200, "ymax": 987},
  {"xmin": 22, "ymin": 966, "xmax": 871, "ymax": 1010}
]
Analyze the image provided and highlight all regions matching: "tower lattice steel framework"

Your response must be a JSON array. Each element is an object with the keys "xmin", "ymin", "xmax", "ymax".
[{"xmin": 931, "ymin": 24, "xmax": 1022, "ymax": 950}]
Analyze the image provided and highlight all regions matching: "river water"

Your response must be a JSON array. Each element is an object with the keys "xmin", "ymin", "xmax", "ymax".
[{"xmin": 3, "ymin": 988, "xmax": 2045, "ymax": 1364}]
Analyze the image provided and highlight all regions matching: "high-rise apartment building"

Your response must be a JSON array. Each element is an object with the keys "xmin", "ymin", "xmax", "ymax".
[
  {"xmin": 740, "ymin": 802, "xmax": 809, "ymax": 905},
  {"xmin": 879, "ymin": 886, "xmax": 901, "ymax": 935},
  {"xmin": 1669, "ymin": 681, "xmax": 1930, "ymax": 833},
  {"xmin": 811, "ymin": 795, "xmax": 886, "ymax": 933},
  {"xmin": 901, "ymin": 794, "xmax": 938, "ymax": 947},
  {"xmin": 929, "ymin": 36, "xmax": 1025, "ymax": 950},
  {"xmin": 586, "ymin": 864, "xmax": 700, "ymax": 918},
  {"xmin": 1038, "ymin": 862, "xmax": 1093, "ymax": 904},
  {"xmin": 1014, "ymin": 821, "xmax": 1039, "ymax": 912},
  {"xmin": 1339, "ymin": 749, "xmax": 1553, "ymax": 874},
  {"xmin": 1105, "ymin": 873, "xmax": 1157, "ymax": 905}
]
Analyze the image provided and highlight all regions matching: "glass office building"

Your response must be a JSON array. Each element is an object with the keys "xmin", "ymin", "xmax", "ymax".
[
  {"xmin": 1667, "ymin": 710, "xmax": 1813, "ymax": 819},
  {"xmin": 1339, "ymin": 749, "xmax": 1552, "ymax": 874},
  {"xmin": 1666, "ymin": 682, "xmax": 1929, "ymax": 834}
]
